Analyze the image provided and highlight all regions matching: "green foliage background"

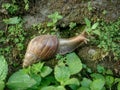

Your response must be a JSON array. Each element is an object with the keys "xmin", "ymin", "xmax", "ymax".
[{"xmin": 0, "ymin": 0, "xmax": 120, "ymax": 90}]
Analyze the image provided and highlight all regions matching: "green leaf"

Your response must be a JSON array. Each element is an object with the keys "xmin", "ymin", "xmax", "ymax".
[
  {"xmin": 0, "ymin": 56, "xmax": 8, "ymax": 81},
  {"xmin": 41, "ymin": 76, "xmax": 56, "ymax": 86},
  {"xmin": 57, "ymin": 86, "xmax": 66, "ymax": 90},
  {"xmin": 97, "ymin": 65, "xmax": 105, "ymax": 74},
  {"xmin": 84, "ymin": 18, "xmax": 91, "ymax": 28},
  {"xmin": 3, "ymin": 17, "xmax": 21, "ymax": 24},
  {"xmin": 48, "ymin": 12, "xmax": 63, "ymax": 20},
  {"xmin": 41, "ymin": 86, "xmax": 65, "ymax": 90},
  {"xmin": 47, "ymin": 22, "xmax": 54, "ymax": 27},
  {"xmin": 30, "ymin": 74, "xmax": 41, "ymax": 87},
  {"xmin": 93, "ymin": 30, "xmax": 100, "ymax": 36},
  {"xmin": 41, "ymin": 86, "xmax": 55, "ymax": 90},
  {"xmin": 81, "ymin": 78, "xmax": 92, "ymax": 88},
  {"xmin": 90, "ymin": 79, "xmax": 105, "ymax": 90},
  {"xmin": 69, "ymin": 22, "xmax": 76, "ymax": 29},
  {"xmin": 92, "ymin": 22, "xmax": 99, "ymax": 29},
  {"xmin": 31, "ymin": 62, "xmax": 44, "ymax": 74},
  {"xmin": 115, "ymin": 78, "xmax": 120, "ymax": 84},
  {"xmin": 0, "ymin": 80, "xmax": 5, "ymax": 90},
  {"xmin": 7, "ymin": 70, "xmax": 37, "ymax": 90},
  {"xmin": 64, "ymin": 78, "xmax": 80, "ymax": 86},
  {"xmin": 78, "ymin": 87, "xmax": 90, "ymax": 90},
  {"xmin": 90, "ymin": 73, "xmax": 105, "ymax": 80},
  {"xmin": 54, "ymin": 65, "xmax": 70, "ymax": 84},
  {"xmin": 66, "ymin": 52, "xmax": 82, "ymax": 75},
  {"xmin": 105, "ymin": 76, "xmax": 114, "ymax": 88},
  {"xmin": 41, "ymin": 66, "xmax": 52, "ymax": 77},
  {"xmin": 105, "ymin": 69, "xmax": 113, "ymax": 75},
  {"xmin": 118, "ymin": 82, "xmax": 120, "ymax": 90}
]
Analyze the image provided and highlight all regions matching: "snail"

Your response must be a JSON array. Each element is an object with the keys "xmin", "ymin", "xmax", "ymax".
[{"xmin": 23, "ymin": 31, "xmax": 88, "ymax": 67}]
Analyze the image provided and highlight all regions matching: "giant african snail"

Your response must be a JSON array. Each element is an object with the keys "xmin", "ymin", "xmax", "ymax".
[{"xmin": 23, "ymin": 31, "xmax": 88, "ymax": 67}]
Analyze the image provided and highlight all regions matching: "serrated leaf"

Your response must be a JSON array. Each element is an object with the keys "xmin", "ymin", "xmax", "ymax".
[
  {"xmin": 31, "ymin": 62, "xmax": 44, "ymax": 74},
  {"xmin": 64, "ymin": 78, "xmax": 80, "ymax": 86},
  {"xmin": 66, "ymin": 53, "xmax": 82, "ymax": 75},
  {"xmin": 90, "ymin": 79, "xmax": 105, "ymax": 90},
  {"xmin": 54, "ymin": 65, "xmax": 70, "ymax": 84},
  {"xmin": 118, "ymin": 82, "xmax": 120, "ymax": 90},
  {"xmin": 7, "ymin": 70, "xmax": 37, "ymax": 90},
  {"xmin": 81, "ymin": 78, "xmax": 92, "ymax": 87},
  {"xmin": 84, "ymin": 18, "xmax": 91, "ymax": 28},
  {"xmin": 0, "ymin": 56, "xmax": 8, "ymax": 81},
  {"xmin": 41, "ymin": 66, "xmax": 52, "ymax": 77},
  {"xmin": 92, "ymin": 23, "xmax": 99, "ymax": 29},
  {"xmin": 3, "ymin": 17, "xmax": 21, "ymax": 24},
  {"xmin": 0, "ymin": 80, "xmax": 5, "ymax": 90},
  {"xmin": 93, "ymin": 30, "xmax": 100, "ymax": 36}
]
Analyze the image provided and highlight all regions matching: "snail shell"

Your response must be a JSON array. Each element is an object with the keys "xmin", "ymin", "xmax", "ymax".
[
  {"xmin": 23, "ymin": 35, "xmax": 59, "ymax": 67},
  {"xmin": 23, "ymin": 31, "xmax": 88, "ymax": 67}
]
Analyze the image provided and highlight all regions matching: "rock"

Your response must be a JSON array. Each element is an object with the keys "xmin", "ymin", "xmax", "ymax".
[
  {"xmin": 78, "ymin": 46, "xmax": 120, "ymax": 76},
  {"xmin": 23, "ymin": 0, "xmax": 120, "ymax": 28}
]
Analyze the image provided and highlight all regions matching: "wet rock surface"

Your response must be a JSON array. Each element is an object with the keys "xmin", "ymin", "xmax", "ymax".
[
  {"xmin": 24, "ymin": 0, "xmax": 120, "ymax": 28},
  {"xmin": 78, "ymin": 46, "xmax": 120, "ymax": 76}
]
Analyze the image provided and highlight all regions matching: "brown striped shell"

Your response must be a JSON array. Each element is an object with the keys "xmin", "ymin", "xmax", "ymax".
[{"xmin": 23, "ymin": 35, "xmax": 59, "ymax": 67}]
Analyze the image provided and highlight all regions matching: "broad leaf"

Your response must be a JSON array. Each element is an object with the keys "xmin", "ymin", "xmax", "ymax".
[
  {"xmin": 118, "ymin": 82, "xmax": 120, "ymax": 90},
  {"xmin": 64, "ymin": 78, "xmax": 80, "ymax": 86},
  {"xmin": 0, "ymin": 80, "xmax": 5, "ymax": 90},
  {"xmin": 93, "ymin": 30, "xmax": 100, "ymax": 36},
  {"xmin": 78, "ymin": 87, "xmax": 90, "ymax": 90},
  {"xmin": 41, "ymin": 66, "xmax": 52, "ymax": 77},
  {"xmin": 54, "ymin": 65, "xmax": 70, "ymax": 84},
  {"xmin": 92, "ymin": 22, "xmax": 99, "ymax": 29},
  {"xmin": 0, "ymin": 56, "xmax": 8, "ymax": 81},
  {"xmin": 90, "ymin": 73, "xmax": 105, "ymax": 80},
  {"xmin": 81, "ymin": 78, "xmax": 92, "ymax": 87},
  {"xmin": 7, "ymin": 70, "xmax": 37, "ymax": 90},
  {"xmin": 3, "ymin": 17, "xmax": 21, "ymax": 24},
  {"xmin": 105, "ymin": 76, "xmax": 114, "ymax": 88},
  {"xmin": 84, "ymin": 18, "xmax": 91, "ymax": 28},
  {"xmin": 66, "ymin": 53, "xmax": 82, "ymax": 75},
  {"xmin": 90, "ymin": 79, "xmax": 105, "ymax": 90},
  {"xmin": 41, "ymin": 86, "xmax": 65, "ymax": 90}
]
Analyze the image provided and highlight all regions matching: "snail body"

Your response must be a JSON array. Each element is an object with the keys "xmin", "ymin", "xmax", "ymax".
[{"xmin": 23, "ymin": 31, "xmax": 88, "ymax": 67}]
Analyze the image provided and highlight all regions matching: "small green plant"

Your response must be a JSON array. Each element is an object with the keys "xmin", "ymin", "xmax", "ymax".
[
  {"xmin": 69, "ymin": 22, "xmax": 77, "ymax": 30},
  {"xmin": 84, "ymin": 18, "xmax": 99, "ymax": 35},
  {"xmin": 78, "ymin": 65, "xmax": 120, "ymax": 90},
  {"xmin": 23, "ymin": 0, "xmax": 29, "ymax": 11},
  {"xmin": 0, "ymin": 16, "xmax": 26, "ymax": 68},
  {"xmin": 0, "ymin": 52, "xmax": 120, "ymax": 90},
  {"xmin": 0, "ymin": 56, "xmax": 8, "ymax": 90},
  {"xmin": 3, "ymin": 17, "xmax": 26, "ymax": 51},
  {"xmin": 47, "ymin": 12, "xmax": 63, "ymax": 27},
  {"xmin": 2, "ymin": 3, "xmax": 19, "ymax": 14},
  {"xmin": 47, "ymin": 12, "xmax": 63, "ymax": 34},
  {"xmin": 6, "ymin": 52, "xmax": 82, "ymax": 90},
  {"xmin": 87, "ymin": 1, "xmax": 93, "ymax": 11},
  {"xmin": 97, "ymin": 20, "xmax": 120, "ymax": 59},
  {"xmin": 84, "ymin": 18, "xmax": 120, "ymax": 60}
]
